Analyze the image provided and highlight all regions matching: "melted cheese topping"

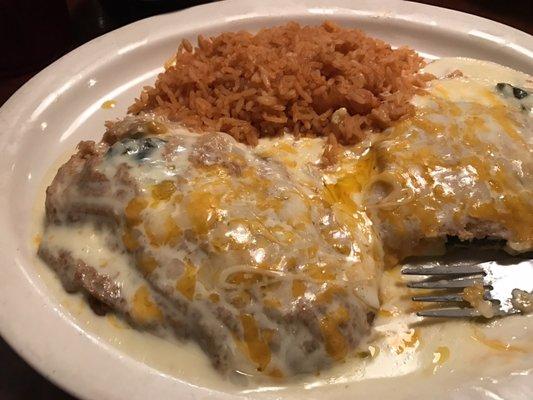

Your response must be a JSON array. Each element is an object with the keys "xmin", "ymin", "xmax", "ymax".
[
  {"xmin": 40, "ymin": 119, "xmax": 384, "ymax": 377},
  {"xmin": 364, "ymin": 58, "xmax": 533, "ymax": 259},
  {"xmin": 38, "ymin": 57, "xmax": 533, "ymax": 385}
]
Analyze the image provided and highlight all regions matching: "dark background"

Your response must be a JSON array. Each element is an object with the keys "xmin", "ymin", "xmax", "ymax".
[{"xmin": 0, "ymin": 0, "xmax": 531, "ymax": 398}]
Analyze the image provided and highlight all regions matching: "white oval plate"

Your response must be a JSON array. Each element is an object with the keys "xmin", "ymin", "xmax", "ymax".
[{"xmin": 0, "ymin": 1, "xmax": 532, "ymax": 399}]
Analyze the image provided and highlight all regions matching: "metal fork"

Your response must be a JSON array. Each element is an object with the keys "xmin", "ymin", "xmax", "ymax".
[{"xmin": 401, "ymin": 248, "xmax": 533, "ymax": 318}]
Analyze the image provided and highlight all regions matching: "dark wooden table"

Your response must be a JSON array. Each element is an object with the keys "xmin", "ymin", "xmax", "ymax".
[{"xmin": 0, "ymin": 1, "xmax": 531, "ymax": 398}]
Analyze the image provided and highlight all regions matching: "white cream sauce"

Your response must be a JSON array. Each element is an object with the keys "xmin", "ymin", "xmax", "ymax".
[
  {"xmin": 40, "ymin": 223, "xmax": 145, "ymax": 301},
  {"xmin": 32, "ymin": 57, "xmax": 533, "ymax": 399}
]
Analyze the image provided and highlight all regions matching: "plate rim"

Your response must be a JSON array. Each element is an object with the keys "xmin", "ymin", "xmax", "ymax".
[{"xmin": 0, "ymin": 1, "xmax": 531, "ymax": 399}]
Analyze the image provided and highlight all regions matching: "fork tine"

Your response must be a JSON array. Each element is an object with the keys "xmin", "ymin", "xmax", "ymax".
[
  {"xmin": 417, "ymin": 307, "xmax": 519, "ymax": 318},
  {"xmin": 407, "ymin": 277, "xmax": 483, "ymax": 289},
  {"xmin": 412, "ymin": 294, "xmax": 464, "ymax": 302},
  {"xmin": 401, "ymin": 265, "xmax": 484, "ymax": 276},
  {"xmin": 417, "ymin": 308, "xmax": 481, "ymax": 318}
]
